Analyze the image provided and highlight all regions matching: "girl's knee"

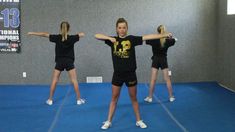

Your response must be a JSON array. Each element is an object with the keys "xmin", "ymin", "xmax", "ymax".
[
  {"xmin": 111, "ymin": 97, "xmax": 118, "ymax": 104},
  {"xmin": 129, "ymin": 94, "xmax": 137, "ymax": 101},
  {"xmin": 70, "ymin": 78, "xmax": 77, "ymax": 83},
  {"xmin": 164, "ymin": 76, "xmax": 170, "ymax": 82},
  {"xmin": 52, "ymin": 78, "xmax": 59, "ymax": 83}
]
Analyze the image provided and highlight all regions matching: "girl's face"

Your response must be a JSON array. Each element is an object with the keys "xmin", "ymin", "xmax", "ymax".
[{"xmin": 116, "ymin": 22, "xmax": 128, "ymax": 38}]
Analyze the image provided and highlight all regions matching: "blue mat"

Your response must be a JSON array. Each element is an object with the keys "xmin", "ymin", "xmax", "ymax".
[{"xmin": 0, "ymin": 82, "xmax": 235, "ymax": 132}]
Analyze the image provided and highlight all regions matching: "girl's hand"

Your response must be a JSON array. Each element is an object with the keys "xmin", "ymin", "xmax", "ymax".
[
  {"xmin": 78, "ymin": 32, "xmax": 85, "ymax": 37},
  {"xmin": 27, "ymin": 32, "xmax": 33, "ymax": 35},
  {"xmin": 164, "ymin": 32, "xmax": 172, "ymax": 38},
  {"xmin": 109, "ymin": 37, "xmax": 116, "ymax": 43}
]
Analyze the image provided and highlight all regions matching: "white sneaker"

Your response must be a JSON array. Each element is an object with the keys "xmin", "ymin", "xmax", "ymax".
[
  {"xmin": 169, "ymin": 96, "xmax": 175, "ymax": 102},
  {"xmin": 136, "ymin": 120, "xmax": 147, "ymax": 129},
  {"xmin": 46, "ymin": 99, "xmax": 53, "ymax": 105},
  {"xmin": 144, "ymin": 96, "xmax": 153, "ymax": 103},
  {"xmin": 77, "ymin": 99, "xmax": 85, "ymax": 105},
  {"xmin": 101, "ymin": 121, "xmax": 112, "ymax": 130}
]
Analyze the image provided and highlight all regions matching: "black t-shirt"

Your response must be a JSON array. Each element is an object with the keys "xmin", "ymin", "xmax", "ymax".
[
  {"xmin": 49, "ymin": 34, "xmax": 79, "ymax": 63},
  {"xmin": 105, "ymin": 35, "xmax": 143, "ymax": 72},
  {"xmin": 146, "ymin": 38, "xmax": 175, "ymax": 58}
]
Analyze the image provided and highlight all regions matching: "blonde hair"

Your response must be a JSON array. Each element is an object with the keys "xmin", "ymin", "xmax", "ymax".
[
  {"xmin": 157, "ymin": 25, "xmax": 166, "ymax": 47},
  {"xmin": 60, "ymin": 21, "xmax": 70, "ymax": 42}
]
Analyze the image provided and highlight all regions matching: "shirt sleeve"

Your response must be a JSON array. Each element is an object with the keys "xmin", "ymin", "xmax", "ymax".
[
  {"xmin": 166, "ymin": 38, "xmax": 176, "ymax": 47},
  {"xmin": 104, "ymin": 36, "xmax": 114, "ymax": 47},
  {"xmin": 145, "ymin": 39, "xmax": 155, "ymax": 46},
  {"xmin": 49, "ymin": 34, "xmax": 59, "ymax": 43},
  {"xmin": 131, "ymin": 35, "xmax": 143, "ymax": 46},
  {"xmin": 71, "ymin": 34, "xmax": 80, "ymax": 43}
]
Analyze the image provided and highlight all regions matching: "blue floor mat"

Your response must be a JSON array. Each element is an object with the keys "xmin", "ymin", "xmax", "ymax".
[{"xmin": 0, "ymin": 82, "xmax": 234, "ymax": 132}]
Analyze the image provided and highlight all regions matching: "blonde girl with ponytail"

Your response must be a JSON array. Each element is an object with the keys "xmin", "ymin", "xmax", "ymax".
[
  {"xmin": 144, "ymin": 25, "xmax": 177, "ymax": 103},
  {"xmin": 28, "ymin": 21, "xmax": 85, "ymax": 106}
]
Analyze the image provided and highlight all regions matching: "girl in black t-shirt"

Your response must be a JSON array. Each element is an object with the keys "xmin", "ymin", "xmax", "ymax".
[
  {"xmin": 28, "ymin": 21, "xmax": 85, "ymax": 106},
  {"xmin": 144, "ymin": 25, "xmax": 177, "ymax": 103},
  {"xmin": 95, "ymin": 18, "xmax": 171, "ymax": 130}
]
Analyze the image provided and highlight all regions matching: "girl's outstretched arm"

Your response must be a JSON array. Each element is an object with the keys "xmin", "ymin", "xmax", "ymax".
[
  {"xmin": 142, "ymin": 32, "xmax": 172, "ymax": 41},
  {"xmin": 95, "ymin": 34, "xmax": 116, "ymax": 43},
  {"xmin": 27, "ymin": 32, "xmax": 50, "ymax": 38}
]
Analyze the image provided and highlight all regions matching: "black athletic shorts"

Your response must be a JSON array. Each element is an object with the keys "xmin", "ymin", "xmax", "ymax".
[
  {"xmin": 55, "ymin": 62, "xmax": 75, "ymax": 71},
  {"xmin": 152, "ymin": 56, "xmax": 168, "ymax": 70},
  {"xmin": 112, "ymin": 71, "xmax": 137, "ymax": 87}
]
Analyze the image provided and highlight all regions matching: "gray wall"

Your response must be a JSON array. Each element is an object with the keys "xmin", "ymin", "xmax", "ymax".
[
  {"xmin": 217, "ymin": 0, "xmax": 235, "ymax": 91},
  {"xmin": 0, "ymin": 0, "xmax": 218, "ymax": 84}
]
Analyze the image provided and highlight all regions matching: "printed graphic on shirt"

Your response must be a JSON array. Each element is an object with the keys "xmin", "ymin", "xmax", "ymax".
[{"xmin": 113, "ymin": 40, "xmax": 131, "ymax": 58}]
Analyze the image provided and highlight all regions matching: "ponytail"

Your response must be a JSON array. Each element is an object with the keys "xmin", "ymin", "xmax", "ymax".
[
  {"xmin": 157, "ymin": 25, "xmax": 166, "ymax": 47},
  {"xmin": 60, "ymin": 21, "xmax": 70, "ymax": 41}
]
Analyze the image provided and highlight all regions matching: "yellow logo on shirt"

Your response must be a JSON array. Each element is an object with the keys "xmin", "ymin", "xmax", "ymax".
[{"xmin": 113, "ymin": 40, "xmax": 131, "ymax": 58}]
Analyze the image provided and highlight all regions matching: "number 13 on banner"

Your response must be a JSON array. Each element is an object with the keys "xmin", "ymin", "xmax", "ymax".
[{"xmin": 0, "ymin": 8, "xmax": 20, "ymax": 28}]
